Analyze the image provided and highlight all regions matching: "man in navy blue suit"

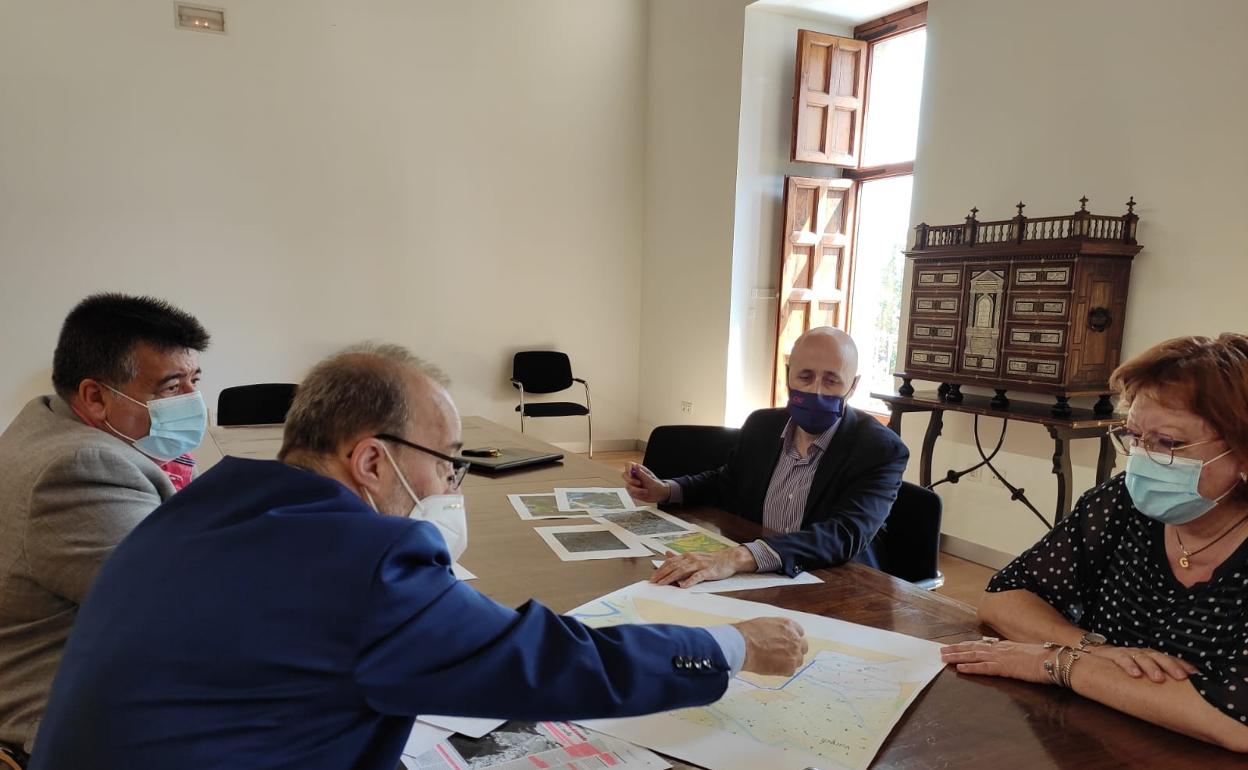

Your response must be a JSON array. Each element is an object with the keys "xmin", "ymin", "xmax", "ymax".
[
  {"xmin": 628, "ymin": 327, "xmax": 909, "ymax": 587},
  {"xmin": 30, "ymin": 344, "xmax": 806, "ymax": 770}
]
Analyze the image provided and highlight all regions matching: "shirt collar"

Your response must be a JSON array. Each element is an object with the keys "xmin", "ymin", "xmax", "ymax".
[{"xmin": 779, "ymin": 414, "xmax": 843, "ymax": 457}]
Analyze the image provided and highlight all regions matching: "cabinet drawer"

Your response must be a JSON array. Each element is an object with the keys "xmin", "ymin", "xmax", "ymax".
[
  {"xmin": 908, "ymin": 348, "xmax": 955, "ymax": 372},
  {"xmin": 1004, "ymin": 355, "xmax": 1064, "ymax": 381},
  {"xmin": 912, "ymin": 294, "xmax": 961, "ymax": 316},
  {"xmin": 915, "ymin": 267, "xmax": 963, "ymax": 289},
  {"xmin": 961, "ymin": 353, "xmax": 998, "ymax": 374},
  {"xmin": 1013, "ymin": 262, "xmax": 1074, "ymax": 289},
  {"xmin": 1005, "ymin": 324, "xmax": 1067, "ymax": 351},
  {"xmin": 1008, "ymin": 294, "xmax": 1070, "ymax": 321},
  {"xmin": 911, "ymin": 321, "xmax": 958, "ymax": 342}
]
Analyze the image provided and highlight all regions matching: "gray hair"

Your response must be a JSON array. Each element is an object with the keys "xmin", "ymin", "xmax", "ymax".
[{"xmin": 278, "ymin": 343, "xmax": 449, "ymax": 459}]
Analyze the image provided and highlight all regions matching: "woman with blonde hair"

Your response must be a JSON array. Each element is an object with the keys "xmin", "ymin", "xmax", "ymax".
[{"xmin": 941, "ymin": 333, "xmax": 1248, "ymax": 751}]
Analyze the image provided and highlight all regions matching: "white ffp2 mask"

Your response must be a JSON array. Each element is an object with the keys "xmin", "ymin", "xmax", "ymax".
[{"xmin": 377, "ymin": 444, "xmax": 469, "ymax": 561}]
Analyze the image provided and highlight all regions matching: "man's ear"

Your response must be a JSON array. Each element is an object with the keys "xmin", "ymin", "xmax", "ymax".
[
  {"xmin": 844, "ymin": 375, "xmax": 861, "ymax": 401},
  {"xmin": 76, "ymin": 379, "xmax": 110, "ymax": 421},
  {"xmin": 346, "ymin": 437, "xmax": 387, "ymax": 507}
]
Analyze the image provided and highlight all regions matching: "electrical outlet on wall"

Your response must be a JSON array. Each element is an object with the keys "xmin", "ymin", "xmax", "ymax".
[{"xmin": 680, "ymin": 401, "xmax": 693, "ymax": 415}]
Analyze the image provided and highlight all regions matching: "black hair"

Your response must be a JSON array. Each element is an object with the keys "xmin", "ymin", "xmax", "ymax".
[{"xmin": 51, "ymin": 293, "xmax": 210, "ymax": 399}]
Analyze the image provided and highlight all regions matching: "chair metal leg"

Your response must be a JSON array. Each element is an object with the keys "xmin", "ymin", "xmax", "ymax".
[
  {"xmin": 520, "ymin": 414, "xmax": 525, "ymax": 433},
  {"xmin": 914, "ymin": 571, "xmax": 945, "ymax": 591},
  {"xmin": 587, "ymin": 412, "xmax": 593, "ymax": 458}
]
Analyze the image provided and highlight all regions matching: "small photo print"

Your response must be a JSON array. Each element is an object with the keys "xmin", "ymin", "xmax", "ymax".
[
  {"xmin": 447, "ymin": 721, "xmax": 560, "ymax": 769},
  {"xmin": 554, "ymin": 487, "xmax": 635, "ymax": 512},
  {"xmin": 553, "ymin": 529, "xmax": 633, "ymax": 553},
  {"xmin": 508, "ymin": 493, "xmax": 590, "ymax": 520},
  {"xmin": 645, "ymin": 530, "xmax": 736, "ymax": 555},
  {"xmin": 593, "ymin": 508, "xmax": 692, "ymax": 537},
  {"xmin": 534, "ymin": 524, "xmax": 653, "ymax": 561}
]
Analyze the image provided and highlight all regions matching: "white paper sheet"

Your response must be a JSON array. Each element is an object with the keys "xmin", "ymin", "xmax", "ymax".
[
  {"xmin": 507, "ymin": 493, "xmax": 592, "ymax": 520},
  {"xmin": 553, "ymin": 487, "xmax": 636, "ymax": 512},
  {"xmin": 648, "ymin": 560, "xmax": 824, "ymax": 593},
  {"xmin": 534, "ymin": 524, "xmax": 654, "ymax": 561},
  {"xmin": 406, "ymin": 721, "xmax": 670, "ymax": 770},
  {"xmin": 589, "ymin": 507, "xmax": 695, "ymax": 537},
  {"xmin": 416, "ymin": 714, "xmax": 503, "ymax": 739},
  {"xmin": 451, "ymin": 563, "xmax": 477, "ymax": 581},
  {"xmin": 570, "ymin": 582, "xmax": 945, "ymax": 770},
  {"xmin": 402, "ymin": 720, "xmax": 452, "ymax": 759}
]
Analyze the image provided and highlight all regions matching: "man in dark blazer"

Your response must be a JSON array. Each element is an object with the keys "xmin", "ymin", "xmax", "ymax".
[
  {"xmin": 30, "ymin": 344, "xmax": 806, "ymax": 770},
  {"xmin": 627, "ymin": 327, "xmax": 909, "ymax": 588}
]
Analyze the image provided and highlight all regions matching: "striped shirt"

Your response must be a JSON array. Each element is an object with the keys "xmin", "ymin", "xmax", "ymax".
[{"xmin": 743, "ymin": 418, "xmax": 841, "ymax": 572}]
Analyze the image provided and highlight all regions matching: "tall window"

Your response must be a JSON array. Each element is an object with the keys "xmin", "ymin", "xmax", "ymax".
[
  {"xmin": 772, "ymin": 8, "xmax": 927, "ymax": 410},
  {"xmin": 847, "ymin": 24, "xmax": 926, "ymax": 413}
]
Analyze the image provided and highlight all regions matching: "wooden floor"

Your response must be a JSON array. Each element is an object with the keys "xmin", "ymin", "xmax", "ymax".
[{"xmin": 580, "ymin": 450, "xmax": 998, "ymax": 609}]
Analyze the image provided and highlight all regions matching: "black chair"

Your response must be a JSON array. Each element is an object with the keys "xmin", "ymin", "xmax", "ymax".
[
  {"xmin": 873, "ymin": 481, "xmax": 944, "ymax": 590},
  {"xmin": 510, "ymin": 352, "xmax": 592, "ymax": 456},
  {"xmin": 642, "ymin": 425, "xmax": 740, "ymax": 480},
  {"xmin": 216, "ymin": 383, "xmax": 298, "ymax": 426}
]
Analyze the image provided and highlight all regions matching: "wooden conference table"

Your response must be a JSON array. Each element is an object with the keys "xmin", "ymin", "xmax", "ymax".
[{"xmin": 203, "ymin": 417, "xmax": 1237, "ymax": 769}]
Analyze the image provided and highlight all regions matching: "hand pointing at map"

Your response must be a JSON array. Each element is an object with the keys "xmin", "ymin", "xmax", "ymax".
[{"xmin": 734, "ymin": 617, "xmax": 808, "ymax": 676}]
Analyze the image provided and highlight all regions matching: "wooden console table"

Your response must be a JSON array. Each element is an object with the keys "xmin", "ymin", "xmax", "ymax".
[{"xmin": 873, "ymin": 391, "xmax": 1123, "ymax": 527}]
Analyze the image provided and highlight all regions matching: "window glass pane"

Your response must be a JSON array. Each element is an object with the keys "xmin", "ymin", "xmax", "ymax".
[
  {"xmin": 848, "ymin": 175, "xmax": 913, "ymax": 413},
  {"xmin": 861, "ymin": 29, "xmax": 926, "ymax": 166}
]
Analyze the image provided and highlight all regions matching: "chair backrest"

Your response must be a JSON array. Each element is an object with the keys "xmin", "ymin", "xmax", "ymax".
[
  {"xmin": 216, "ymin": 383, "xmax": 298, "ymax": 426},
  {"xmin": 873, "ymin": 481, "xmax": 943, "ymax": 584},
  {"xmin": 512, "ymin": 351, "xmax": 575, "ymax": 394},
  {"xmin": 642, "ymin": 425, "xmax": 741, "ymax": 480}
]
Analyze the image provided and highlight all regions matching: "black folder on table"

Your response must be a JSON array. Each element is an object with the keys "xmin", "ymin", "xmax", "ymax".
[{"xmin": 459, "ymin": 446, "xmax": 564, "ymax": 473}]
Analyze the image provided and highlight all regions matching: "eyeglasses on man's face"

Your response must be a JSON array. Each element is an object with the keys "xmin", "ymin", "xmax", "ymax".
[
  {"xmin": 1108, "ymin": 426, "xmax": 1223, "ymax": 467},
  {"xmin": 376, "ymin": 433, "xmax": 471, "ymax": 489}
]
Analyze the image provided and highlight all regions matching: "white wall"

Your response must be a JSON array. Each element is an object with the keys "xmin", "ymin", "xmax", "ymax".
[
  {"xmin": 727, "ymin": 6, "xmax": 853, "ymax": 426},
  {"xmin": 0, "ymin": 0, "xmax": 648, "ymax": 450},
  {"xmin": 636, "ymin": 0, "xmax": 754, "ymax": 439},
  {"xmin": 907, "ymin": 0, "xmax": 1248, "ymax": 558}
]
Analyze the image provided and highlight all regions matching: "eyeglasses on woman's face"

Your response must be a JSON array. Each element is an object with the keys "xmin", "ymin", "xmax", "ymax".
[{"xmin": 1108, "ymin": 425, "xmax": 1224, "ymax": 466}]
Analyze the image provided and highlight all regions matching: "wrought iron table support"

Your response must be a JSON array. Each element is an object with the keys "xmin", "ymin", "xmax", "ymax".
[{"xmin": 878, "ymin": 391, "xmax": 1122, "ymax": 525}]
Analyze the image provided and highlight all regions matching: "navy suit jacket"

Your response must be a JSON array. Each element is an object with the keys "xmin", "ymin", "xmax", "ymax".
[
  {"xmin": 31, "ymin": 458, "xmax": 729, "ymax": 770},
  {"xmin": 672, "ymin": 407, "xmax": 908, "ymax": 576}
]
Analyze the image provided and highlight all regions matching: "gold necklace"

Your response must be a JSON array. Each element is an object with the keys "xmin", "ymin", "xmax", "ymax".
[{"xmin": 1174, "ymin": 513, "xmax": 1248, "ymax": 568}]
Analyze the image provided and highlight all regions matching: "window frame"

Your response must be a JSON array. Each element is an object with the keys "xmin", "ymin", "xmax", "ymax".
[{"xmin": 842, "ymin": 6, "xmax": 926, "ymax": 416}]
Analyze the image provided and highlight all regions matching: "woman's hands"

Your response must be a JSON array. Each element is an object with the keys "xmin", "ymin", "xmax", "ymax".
[
  {"xmin": 1088, "ymin": 645, "xmax": 1198, "ymax": 683},
  {"xmin": 939, "ymin": 639, "xmax": 1052, "ymax": 684},
  {"xmin": 940, "ymin": 638, "xmax": 1199, "ymax": 686}
]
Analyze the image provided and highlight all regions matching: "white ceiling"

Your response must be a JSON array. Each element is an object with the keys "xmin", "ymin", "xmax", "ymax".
[{"xmin": 749, "ymin": 0, "xmax": 918, "ymax": 26}]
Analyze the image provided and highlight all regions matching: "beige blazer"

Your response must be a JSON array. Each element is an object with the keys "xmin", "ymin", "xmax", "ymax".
[{"xmin": 0, "ymin": 395, "xmax": 175, "ymax": 753}]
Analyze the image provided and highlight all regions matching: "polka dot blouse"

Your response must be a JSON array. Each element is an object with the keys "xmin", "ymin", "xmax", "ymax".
[{"xmin": 988, "ymin": 473, "xmax": 1248, "ymax": 724}]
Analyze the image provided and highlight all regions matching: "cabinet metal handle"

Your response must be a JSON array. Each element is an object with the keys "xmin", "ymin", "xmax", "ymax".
[{"xmin": 1088, "ymin": 307, "xmax": 1112, "ymax": 332}]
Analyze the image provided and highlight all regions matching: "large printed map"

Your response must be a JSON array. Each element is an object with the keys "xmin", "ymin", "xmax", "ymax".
[{"xmin": 571, "ymin": 583, "xmax": 945, "ymax": 770}]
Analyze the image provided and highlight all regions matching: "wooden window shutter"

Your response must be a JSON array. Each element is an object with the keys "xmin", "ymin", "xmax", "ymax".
[
  {"xmin": 773, "ymin": 175, "xmax": 856, "ymax": 405},
  {"xmin": 791, "ymin": 30, "xmax": 867, "ymax": 167}
]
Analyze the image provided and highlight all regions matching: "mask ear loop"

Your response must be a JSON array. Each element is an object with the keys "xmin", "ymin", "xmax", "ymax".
[
  {"xmin": 1206, "ymin": 449, "xmax": 1241, "ymax": 503},
  {"xmin": 379, "ymin": 443, "xmax": 422, "ymax": 510}
]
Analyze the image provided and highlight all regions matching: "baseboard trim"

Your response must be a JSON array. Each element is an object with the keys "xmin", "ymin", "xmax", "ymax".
[
  {"xmin": 549, "ymin": 439, "xmax": 640, "ymax": 455},
  {"xmin": 940, "ymin": 534, "xmax": 1015, "ymax": 570}
]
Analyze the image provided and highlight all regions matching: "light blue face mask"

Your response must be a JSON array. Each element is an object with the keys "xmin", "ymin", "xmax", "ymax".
[
  {"xmin": 1125, "ymin": 446, "xmax": 1237, "ymax": 525},
  {"xmin": 104, "ymin": 386, "xmax": 207, "ymax": 462}
]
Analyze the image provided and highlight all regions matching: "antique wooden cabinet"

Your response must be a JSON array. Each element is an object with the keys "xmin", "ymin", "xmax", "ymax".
[{"xmin": 897, "ymin": 198, "xmax": 1141, "ymax": 416}]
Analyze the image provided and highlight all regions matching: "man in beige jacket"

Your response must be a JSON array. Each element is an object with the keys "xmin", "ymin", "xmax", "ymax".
[{"xmin": 0, "ymin": 293, "xmax": 209, "ymax": 765}]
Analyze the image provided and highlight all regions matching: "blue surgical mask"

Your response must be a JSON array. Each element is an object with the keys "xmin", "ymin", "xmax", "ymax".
[
  {"xmin": 787, "ymin": 388, "xmax": 845, "ymax": 435},
  {"xmin": 104, "ymin": 386, "xmax": 207, "ymax": 462},
  {"xmin": 1125, "ymin": 446, "xmax": 1236, "ymax": 525}
]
